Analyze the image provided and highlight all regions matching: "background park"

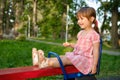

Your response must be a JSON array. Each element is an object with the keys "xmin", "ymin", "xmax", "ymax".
[{"xmin": 0, "ymin": 0, "xmax": 120, "ymax": 80}]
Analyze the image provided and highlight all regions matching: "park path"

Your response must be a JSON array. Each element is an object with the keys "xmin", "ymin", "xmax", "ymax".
[
  {"xmin": 27, "ymin": 38, "xmax": 120, "ymax": 56},
  {"xmin": 97, "ymin": 76, "xmax": 120, "ymax": 80}
]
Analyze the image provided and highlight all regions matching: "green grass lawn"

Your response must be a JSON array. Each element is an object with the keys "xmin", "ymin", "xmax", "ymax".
[{"xmin": 0, "ymin": 39, "xmax": 120, "ymax": 79}]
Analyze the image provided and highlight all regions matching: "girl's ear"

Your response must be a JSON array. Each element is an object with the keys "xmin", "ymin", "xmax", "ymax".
[{"xmin": 90, "ymin": 16, "xmax": 95, "ymax": 23}]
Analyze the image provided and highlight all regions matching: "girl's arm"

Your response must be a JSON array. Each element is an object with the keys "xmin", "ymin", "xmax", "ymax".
[
  {"xmin": 91, "ymin": 42, "xmax": 100, "ymax": 74},
  {"xmin": 63, "ymin": 42, "xmax": 75, "ymax": 48}
]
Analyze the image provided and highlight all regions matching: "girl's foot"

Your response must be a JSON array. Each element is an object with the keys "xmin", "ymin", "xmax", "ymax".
[
  {"xmin": 38, "ymin": 50, "xmax": 45, "ymax": 62},
  {"xmin": 32, "ymin": 48, "xmax": 39, "ymax": 66},
  {"xmin": 38, "ymin": 50, "xmax": 48, "ymax": 68}
]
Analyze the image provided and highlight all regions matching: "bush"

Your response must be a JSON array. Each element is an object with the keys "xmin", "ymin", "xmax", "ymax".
[{"xmin": 16, "ymin": 34, "xmax": 26, "ymax": 41}]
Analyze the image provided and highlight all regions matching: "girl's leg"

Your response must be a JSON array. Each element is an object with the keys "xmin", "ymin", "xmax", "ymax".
[
  {"xmin": 48, "ymin": 55, "xmax": 72, "ymax": 67},
  {"xmin": 38, "ymin": 49, "xmax": 72, "ymax": 68}
]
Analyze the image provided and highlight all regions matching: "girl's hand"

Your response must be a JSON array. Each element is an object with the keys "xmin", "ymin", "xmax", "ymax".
[
  {"xmin": 63, "ymin": 42, "xmax": 70, "ymax": 47},
  {"xmin": 91, "ymin": 66, "xmax": 97, "ymax": 74}
]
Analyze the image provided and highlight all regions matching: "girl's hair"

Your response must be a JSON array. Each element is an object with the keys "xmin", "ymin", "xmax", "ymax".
[{"xmin": 76, "ymin": 7, "xmax": 99, "ymax": 34}]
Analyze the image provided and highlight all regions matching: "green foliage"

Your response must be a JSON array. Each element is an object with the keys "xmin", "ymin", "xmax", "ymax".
[
  {"xmin": 36, "ymin": 0, "xmax": 87, "ymax": 39},
  {"xmin": 37, "ymin": 0, "xmax": 65, "ymax": 39},
  {"xmin": 1, "ymin": 0, "xmax": 88, "ymax": 40}
]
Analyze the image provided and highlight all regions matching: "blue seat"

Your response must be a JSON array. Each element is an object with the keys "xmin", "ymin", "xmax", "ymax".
[{"xmin": 48, "ymin": 39, "xmax": 102, "ymax": 80}]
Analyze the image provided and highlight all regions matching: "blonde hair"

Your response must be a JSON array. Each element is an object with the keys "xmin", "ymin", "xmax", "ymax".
[{"xmin": 77, "ymin": 7, "xmax": 99, "ymax": 34}]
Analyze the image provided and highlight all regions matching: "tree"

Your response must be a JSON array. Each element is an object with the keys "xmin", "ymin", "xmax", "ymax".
[
  {"xmin": 37, "ymin": 0, "xmax": 68, "ymax": 39},
  {"xmin": 98, "ymin": 0, "xmax": 120, "ymax": 49}
]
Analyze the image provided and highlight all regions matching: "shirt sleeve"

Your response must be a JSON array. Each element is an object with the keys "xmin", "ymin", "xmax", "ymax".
[{"xmin": 91, "ymin": 32, "xmax": 100, "ymax": 44}]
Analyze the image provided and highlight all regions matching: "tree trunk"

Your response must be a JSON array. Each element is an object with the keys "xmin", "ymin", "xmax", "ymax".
[
  {"xmin": 111, "ymin": 7, "xmax": 119, "ymax": 49},
  {"xmin": 0, "ymin": 0, "xmax": 4, "ymax": 35},
  {"xmin": 32, "ymin": 0, "xmax": 37, "ymax": 37},
  {"xmin": 101, "ymin": 11, "xmax": 107, "ymax": 35},
  {"xmin": 2, "ymin": 0, "xmax": 7, "ymax": 34},
  {"xmin": 14, "ymin": 0, "xmax": 24, "ymax": 36}
]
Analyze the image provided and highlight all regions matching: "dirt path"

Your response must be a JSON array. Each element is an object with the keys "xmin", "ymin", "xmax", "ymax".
[{"xmin": 27, "ymin": 38, "xmax": 120, "ymax": 56}]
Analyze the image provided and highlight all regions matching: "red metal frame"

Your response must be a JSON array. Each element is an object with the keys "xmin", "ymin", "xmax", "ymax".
[{"xmin": 0, "ymin": 65, "xmax": 79, "ymax": 80}]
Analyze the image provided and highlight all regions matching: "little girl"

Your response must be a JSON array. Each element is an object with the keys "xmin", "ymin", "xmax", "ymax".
[{"xmin": 32, "ymin": 7, "xmax": 100, "ymax": 75}]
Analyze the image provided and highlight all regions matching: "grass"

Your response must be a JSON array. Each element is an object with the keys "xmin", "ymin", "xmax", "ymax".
[
  {"xmin": 0, "ymin": 40, "xmax": 66, "ymax": 68},
  {"xmin": 97, "ymin": 54, "xmax": 120, "ymax": 78},
  {"xmin": 102, "ymin": 41, "xmax": 120, "ymax": 52},
  {"xmin": 0, "ymin": 39, "xmax": 120, "ymax": 79}
]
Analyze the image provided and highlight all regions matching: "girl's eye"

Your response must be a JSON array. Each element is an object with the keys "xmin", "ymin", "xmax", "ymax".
[{"xmin": 81, "ymin": 17, "xmax": 83, "ymax": 20}]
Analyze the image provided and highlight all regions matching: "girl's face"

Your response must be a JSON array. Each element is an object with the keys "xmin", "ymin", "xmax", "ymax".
[{"xmin": 77, "ymin": 16, "xmax": 93, "ymax": 30}]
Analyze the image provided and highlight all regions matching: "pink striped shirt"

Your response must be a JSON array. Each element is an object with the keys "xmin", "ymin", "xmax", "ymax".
[{"xmin": 65, "ymin": 30, "xmax": 100, "ymax": 74}]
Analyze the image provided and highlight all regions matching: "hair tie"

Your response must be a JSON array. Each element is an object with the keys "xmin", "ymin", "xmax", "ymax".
[
  {"xmin": 94, "ymin": 20, "xmax": 99, "ymax": 33},
  {"xmin": 95, "ymin": 20, "xmax": 98, "ymax": 27}
]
